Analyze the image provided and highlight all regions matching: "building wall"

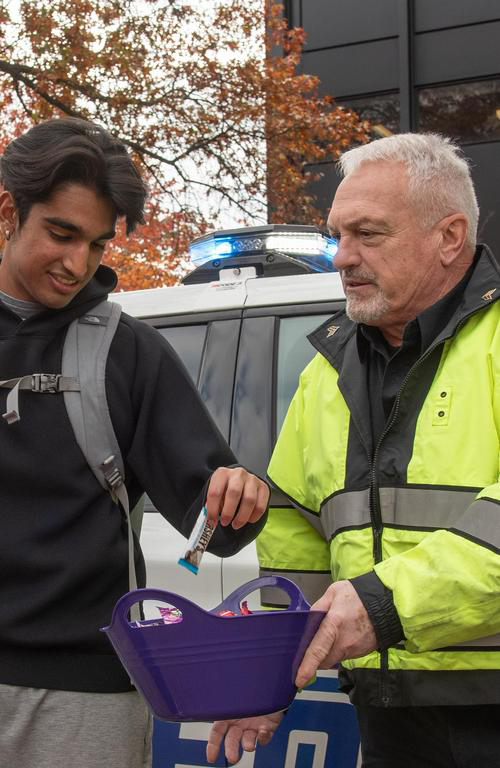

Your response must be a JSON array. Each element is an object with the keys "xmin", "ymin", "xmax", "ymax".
[{"xmin": 285, "ymin": 0, "xmax": 500, "ymax": 256}]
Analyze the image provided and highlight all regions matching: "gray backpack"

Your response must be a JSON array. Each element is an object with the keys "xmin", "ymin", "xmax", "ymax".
[{"xmin": 0, "ymin": 300, "xmax": 143, "ymax": 608}]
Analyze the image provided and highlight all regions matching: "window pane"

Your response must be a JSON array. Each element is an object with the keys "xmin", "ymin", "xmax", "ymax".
[
  {"xmin": 142, "ymin": 325, "xmax": 207, "ymax": 514},
  {"xmin": 276, "ymin": 314, "xmax": 330, "ymax": 433},
  {"xmin": 339, "ymin": 93, "xmax": 400, "ymax": 139},
  {"xmin": 158, "ymin": 325, "xmax": 207, "ymax": 385},
  {"xmin": 418, "ymin": 80, "xmax": 500, "ymax": 143}
]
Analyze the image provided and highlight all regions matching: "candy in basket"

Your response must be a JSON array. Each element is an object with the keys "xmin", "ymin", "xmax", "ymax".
[{"xmin": 102, "ymin": 575, "xmax": 325, "ymax": 722}]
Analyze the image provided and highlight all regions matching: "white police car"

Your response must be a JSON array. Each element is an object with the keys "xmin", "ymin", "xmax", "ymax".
[{"xmin": 114, "ymin": 225, "xmax": 361, "ymax": 768}]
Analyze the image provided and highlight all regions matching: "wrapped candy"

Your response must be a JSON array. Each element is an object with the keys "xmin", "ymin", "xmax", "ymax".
[
  {"xmin": 217, "ymin": 601, "xmax": 252, "ymax": 617},
  {"xmin": 178, "ymin": 505, "xmax": 215, "ymax": 575}
]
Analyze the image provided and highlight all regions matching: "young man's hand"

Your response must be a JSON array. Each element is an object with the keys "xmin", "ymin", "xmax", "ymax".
[
  {"xmin": 206, "ymin": 711, "xmax": 284, "ymax": 764},
  {"xmin": 205, "ymin": 467, "xmax": 270, "ymax": 529},
  {"xmin": 295, "ymin": 580, "xmax": 377, "ymax": 689}
]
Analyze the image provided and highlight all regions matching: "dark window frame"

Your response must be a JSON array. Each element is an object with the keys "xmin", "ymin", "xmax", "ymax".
[
  {"xmin": 230, "ymin": 302, "xmax": 343, "ymax": 476},
  {"xmin": 416, "ymin": 75, "xmax": 500, "ymax": 146}
]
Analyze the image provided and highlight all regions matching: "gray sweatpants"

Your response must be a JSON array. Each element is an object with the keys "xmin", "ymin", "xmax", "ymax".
[{"xmin": 0, "ymin": 683, "xmax": 152, "ymax": 768}]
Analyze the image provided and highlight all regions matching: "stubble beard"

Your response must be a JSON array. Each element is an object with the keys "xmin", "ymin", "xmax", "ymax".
[{"xmin": 344, "ymin": 283, "xmax": 391, "ymax": 326}]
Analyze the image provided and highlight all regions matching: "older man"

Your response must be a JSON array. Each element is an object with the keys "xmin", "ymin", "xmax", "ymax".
[{"xmin": 207, "ymin": 133, "xmax": 500, "ymax": 767}]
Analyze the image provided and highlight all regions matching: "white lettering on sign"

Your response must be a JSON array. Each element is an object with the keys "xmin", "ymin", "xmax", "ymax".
[{"xmin": 284, "ymin": 729, "xmax": 328, "ymax": 768}]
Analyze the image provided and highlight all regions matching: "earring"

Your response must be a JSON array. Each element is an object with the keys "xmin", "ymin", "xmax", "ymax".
[{"xmin": 4, "ymin": 230, "xmax": 11, "ymax": 241}]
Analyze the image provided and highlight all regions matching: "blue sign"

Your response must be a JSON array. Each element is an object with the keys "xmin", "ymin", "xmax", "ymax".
[{"xmin": 153, "ymin": 671, "xmax": 360, "ymax": 768}]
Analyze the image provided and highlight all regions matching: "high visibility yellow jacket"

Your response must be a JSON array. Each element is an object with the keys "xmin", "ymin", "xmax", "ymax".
[{"xmin": 259, "ymin": 246, "xmax": 500, "ymax": 706}]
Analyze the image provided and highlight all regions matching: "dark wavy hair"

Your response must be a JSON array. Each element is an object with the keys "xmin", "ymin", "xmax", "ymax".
[{"xmin": 0, "ymin": 118, "xmax": 147, "ymax": 234}]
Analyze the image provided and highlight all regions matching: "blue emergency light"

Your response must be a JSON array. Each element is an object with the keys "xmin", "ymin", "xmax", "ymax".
[{"xmin": 189, "ymin": 224, "xmax": 338, "ymax": 274}]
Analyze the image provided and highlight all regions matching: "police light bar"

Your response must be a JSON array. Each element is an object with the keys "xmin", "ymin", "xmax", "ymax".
[{"xmin": 189, "ymin": 224, "xmax": 338, "ymax": 274}]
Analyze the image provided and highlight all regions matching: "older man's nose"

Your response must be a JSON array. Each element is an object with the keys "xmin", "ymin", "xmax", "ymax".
[{"xmin": 334, "ymin": 236, "xmax": 361, "ymax": 270}]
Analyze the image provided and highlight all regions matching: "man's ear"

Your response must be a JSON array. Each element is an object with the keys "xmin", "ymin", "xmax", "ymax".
[
  {"xmin": 0, "ymin": 190, "xmax": 18, "ymax": 239},
  {"xmin": 437, "ymin": 213, "xmax": 469, "ymax": 267}
]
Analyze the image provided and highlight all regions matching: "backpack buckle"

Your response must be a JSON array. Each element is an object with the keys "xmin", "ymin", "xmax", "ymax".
[
  {"xmin": 31, "ymin": 373, "xmax": 62, "ymax": 393},
  {"xmin": 101, "ymin": 455, "xmax": 124, "ymax": 492}
]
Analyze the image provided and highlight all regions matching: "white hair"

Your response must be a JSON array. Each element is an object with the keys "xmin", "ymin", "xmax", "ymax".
[{"xmin": 338, "ymin": 133, "xmax": 479, "ymax": 248}]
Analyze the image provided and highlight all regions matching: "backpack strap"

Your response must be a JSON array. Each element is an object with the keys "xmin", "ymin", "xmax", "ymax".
[
  {"xmin": 1, "ymin": 374, "xmax": 80, "ymax": 424},
  {"xmin": 0, "ymin": 301, "xmax": 143, "ymax": 619},
  {"xmin": 62, "ymin": 300, "xmax": 140, "ymax": 614},
  {"xmin": 62, "ymin": 301, "xmax": 124, "ymax": 497}
]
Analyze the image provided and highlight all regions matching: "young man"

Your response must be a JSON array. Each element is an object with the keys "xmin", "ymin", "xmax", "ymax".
[
  {"xmin": 0, "ymin": 118, "xmax": 269, "ymax": 768},
  {"xmin": 208, "ymin": 133, "xmax": 500, "ymax": 767}
]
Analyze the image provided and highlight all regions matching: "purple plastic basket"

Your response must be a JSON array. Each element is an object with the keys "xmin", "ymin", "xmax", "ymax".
[{"xmin": 102, "ymin": 575, "xmax": 325, "ymax": 722}]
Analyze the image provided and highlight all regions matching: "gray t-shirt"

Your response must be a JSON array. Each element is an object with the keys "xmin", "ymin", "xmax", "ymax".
[{"xmin": 0, "ymin": 291, "xmax": 44, "ymax": 320}]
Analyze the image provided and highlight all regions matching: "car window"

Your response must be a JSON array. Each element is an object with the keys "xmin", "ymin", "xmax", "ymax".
[
  {"xmin": 158, "ymin": 325, "xmax": 207, "ymax": 386},
  {"xmin": 142, "ymin": 324, "xmax": 207, "ymax": 514},
  {"xmin": 276, "ymin": 314, "xmax": 329, "ymax": 433}
]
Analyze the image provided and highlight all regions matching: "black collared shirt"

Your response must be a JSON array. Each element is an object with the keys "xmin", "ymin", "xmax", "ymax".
[{"xmin": 357, "ymin": 264, "xmax": 474, "ymax": 448}]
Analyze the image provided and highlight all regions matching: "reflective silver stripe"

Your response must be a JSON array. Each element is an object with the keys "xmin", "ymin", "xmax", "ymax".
[
  {"xmin": 259, "ymin": 569, "xmax": 332, "ymax": 607},
  {"xmin": 452, "ymin": 497, "xmax": 500, "ymax": 550},
  {"xmin": 269, "ymin": 488, "xmax": 290, "ymax": 507},
  {"xmin": 320, "ymin": 487, "xmax": 480, "ymax": 538},
  {"xmin": 379, "ymin": 487, "xmax": 477, "ymax": 528},
  {"xmin": 451, "ymin": 631, "xmax": 500, "ymax": 648},
  {"xmin": 321, "ymin": 489, "xmax": 371, "ymax": 539}
]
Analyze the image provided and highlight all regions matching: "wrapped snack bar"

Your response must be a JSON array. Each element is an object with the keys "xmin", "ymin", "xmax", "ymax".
[{"xmin": 178, "ymin": 505, "xmax": 215, "ymax": 574}]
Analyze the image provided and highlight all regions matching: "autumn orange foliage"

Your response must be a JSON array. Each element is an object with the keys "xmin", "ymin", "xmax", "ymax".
[{"xmin": 0, "ymin": 0, "xmax": 368, "ymax": 290}]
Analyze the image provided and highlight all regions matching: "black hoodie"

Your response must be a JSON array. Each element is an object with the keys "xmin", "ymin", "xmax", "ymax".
[{"xmin": 0, "ymin": 265, "xmax": 266, "ymax": 692}]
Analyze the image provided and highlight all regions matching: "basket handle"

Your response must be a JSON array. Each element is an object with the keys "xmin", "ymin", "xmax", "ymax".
[
  {"xmin": 108, "ymin": 587, "xmax": 205, "ymax": 630},
  {"xmin": 213, "ymin": 575, "xmax": 310, "ymax": 615}
]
